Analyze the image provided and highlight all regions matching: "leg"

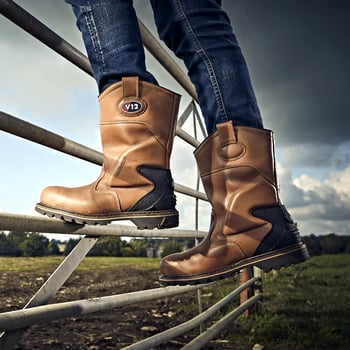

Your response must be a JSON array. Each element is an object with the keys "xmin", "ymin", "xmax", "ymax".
[
  {"xmin": 66, "ymin": 0, "xmax": 157, "ymax": 93},
  {"xmin": 150, "ymin": 0, "xmax": 309, "ymax": 284},
  {"xmin": 35, "ymin": 1, "xmax": 181, "ymax": 228},
  {"xmin": 150, "ymin": 0, "xmax": 262, "ymax": 134}
]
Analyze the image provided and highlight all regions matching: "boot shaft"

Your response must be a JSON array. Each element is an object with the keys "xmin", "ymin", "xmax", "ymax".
[
  {"xmin": 195, "ymin": 121, "xmax": 280, "ymax": 235},
  {"xmin": 97, "ymin": 77, "xmax": 180, "ymax": 212},
  {"xmin": 194, "ymin": 121, "xmax": 280, "ymax": 205},
  {"xmin": 99, "ymin": 76, "xmax": 181, "ymax": 171},
  {"xmin": 195, "ymin": 121, "xmax": 277, "ymax": 186}
]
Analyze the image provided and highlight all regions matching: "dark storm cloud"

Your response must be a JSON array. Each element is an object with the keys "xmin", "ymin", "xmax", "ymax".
[
  {"xmin": 222, "ymin": 0, "xmax": 350, "ymax": 146},
  {"xmin": 281, "ymin": 142, "xmax": 350, "ymax": 168}
]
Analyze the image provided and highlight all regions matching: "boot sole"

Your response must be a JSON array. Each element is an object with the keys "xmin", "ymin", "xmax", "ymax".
[
  {"xmin": 159, "ymin": 242, "xmax": 309, "ymax": 285},
  {"xmin": 35, "ymin": 202, "xmax": 179, "ymax": 229}
]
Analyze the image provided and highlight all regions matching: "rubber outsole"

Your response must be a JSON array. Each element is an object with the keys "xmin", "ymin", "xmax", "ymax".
[
  {"xmin": 159, "ymin": 243, "xmax": 310, "ymax": 285},
  {"xmin": 35, "ymin": 203, "xmax": 179, "ymax": 229}
]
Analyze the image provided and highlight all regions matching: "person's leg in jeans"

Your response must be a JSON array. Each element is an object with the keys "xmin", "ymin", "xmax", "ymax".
[
  {"xmin": 151, "ymin": 0, "xmax": 262, "ymax": 134},
  {"xmin": 68, "ymin": 0, "xmax": 157, "ymax": 92},
  {"xmin": 35, "ymin": 0, "xmax": 181, "ymax": 229},
  {"xmin": 150, "ymin": 0, "xmax": 309, "ymax": 285}
]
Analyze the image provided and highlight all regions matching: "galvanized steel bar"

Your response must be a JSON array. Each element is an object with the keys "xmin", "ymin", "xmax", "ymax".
[
  {"xmin": 181, "ymin": 294, "xmax": 262, "ymax": 350},
  {"xmin": 192, "ymin": 113, "xmax": 205, "ymax": 333},
  {"xmin": 0, "ymin": 283, "xmax": 212, "ymax": 332},
  {"xmin": 193, "ymin": 104, "xmax": 207, "ymax": 139},
  {"xmin": 28, "ymin": 238, "xmax": 98, "ymax": 307},
  {"xmin": 176, "ymin": 126, "xmax": 201, "ymax": 148},
  {"xmin": 174, "ymin": 184, "xmax": 207, "ymax": 201},
  {"xmin": 0, "ymin": 0, "xmax": 197, "ymax": 102},
  {"xmin": 0, "ymin": 237, "xmax": 97, "ymax": 348},
  {"xmin": 0, "ymin": 110, "xmax": 200, "ymax": 155},
  {"xmin": 122, "ymin": 277, "xmax": 260, "ymax": 350},
  {"xmin": 0, "ymin": 0, "xmax": 92, "ymax": 76},
  {"xmin": 0, "ymin": 111, "xmax": 207, "ymax": 201},
  {"xmin": 0, "ymin": 111, "xmax": 103, "ymax": 166},
  {"xmin": 177, "ymin": 101, "xmax": 195, "ymax": 128},
  {"xmin": 0, "ymin": 212, "xmax": 207, "ymax": 238}
]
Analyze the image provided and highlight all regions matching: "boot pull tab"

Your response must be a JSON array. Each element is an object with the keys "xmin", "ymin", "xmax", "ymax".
[
  {"xmin": 216, "ymin": 121, "xmax": 237, "ymax": 143},
  {"xmin": 122, "ymin": 76, "xmax": 139, "ymax": 98},
  {"xmin": 120, "ymin": 77, "xmax": 147, "ymax": 116},
  {"xmin": 217, "ymin": 121, "xmax": 245, "ymax": 160}
]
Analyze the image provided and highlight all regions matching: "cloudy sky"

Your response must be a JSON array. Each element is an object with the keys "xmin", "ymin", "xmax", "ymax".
[{"xmin": 1, "ymin": 0, "xmax": 349, "ymax": 237}]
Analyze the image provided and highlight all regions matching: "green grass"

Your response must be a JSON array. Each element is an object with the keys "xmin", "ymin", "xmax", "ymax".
[
  {"xmin": 0, "ymin": 256, "xmax": 160, "ymax": 272},
  {"xmin": 72, "ymin": 256, "xmax": 161, "ymax": 270},
  {"xmin": 222, "ymin": 254, "xmax": 350, "ymax": 350},
  {"xmin": 0, "ymin": 256, "xmax": 65, "ymax": 272}
]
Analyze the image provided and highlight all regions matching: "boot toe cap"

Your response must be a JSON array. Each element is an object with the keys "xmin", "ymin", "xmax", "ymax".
[
  {"xmin": 160, "ymin": 255, "xmax": 188, "ymax": 276},
  {"xmin": 40, "ymin": 186, "xmax": 64, "ymax": 206}
]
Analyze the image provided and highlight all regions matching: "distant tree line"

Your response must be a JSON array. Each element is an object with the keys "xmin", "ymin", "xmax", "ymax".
[
  {"xmin": 0, "ymin": 230, "xmax": 194, "ymax": 258},
  {"xmin": 302, "ymin": 233, "xmax": 350, "ymax": 256},
  {"xmin": 57, "ymin": 236, "xmax": 194, "ymax": 258},
  {"xmin": 0, "ymin": 231, "xmax": 59, "ymax": 257},
  {"xmin": 1, "ymin": 230, "xmax": 350, "ymax": 257}
]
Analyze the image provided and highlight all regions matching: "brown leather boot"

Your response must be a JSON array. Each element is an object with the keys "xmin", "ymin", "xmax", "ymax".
[
  {"xmin": 159, "ymin": 121, "xmax": 309, "ymax": 285},
  {"xmin": 35, "ymin": 77, "xmax": 181, "ymax": 228}
]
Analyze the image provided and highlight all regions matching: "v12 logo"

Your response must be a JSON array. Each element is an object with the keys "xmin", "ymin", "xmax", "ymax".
[
  {"xmin": 120, "ymin": 99, "xmax": 146, "ymax": 115},
  {"xmin": 124, "ymin": 102, "xmax": 141, "ymax": 112}
]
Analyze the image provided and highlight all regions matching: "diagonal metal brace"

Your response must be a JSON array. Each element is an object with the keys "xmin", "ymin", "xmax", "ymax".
[{"xmin": 0, "ymin": 236, "xmax": 98, "ymax": 350}]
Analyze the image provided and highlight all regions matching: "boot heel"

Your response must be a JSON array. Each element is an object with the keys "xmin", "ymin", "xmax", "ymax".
[
  {"xmin": 254, "ymin": 244, "xmax": 309, "ymax": 272},
  {"xmin": 131, "ymin": 212, "xmax": 179, "ymax": 230}
]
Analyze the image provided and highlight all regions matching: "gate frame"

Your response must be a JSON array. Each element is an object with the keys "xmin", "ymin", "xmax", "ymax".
[{"xmin": 0, "ymin": 1, "xmax": 262, "ymax": 349}]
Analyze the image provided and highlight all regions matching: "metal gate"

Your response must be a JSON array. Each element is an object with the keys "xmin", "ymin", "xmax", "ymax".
[{"xmin": 0, "ymin": 1, "xmax": 262, "ymax": 349}]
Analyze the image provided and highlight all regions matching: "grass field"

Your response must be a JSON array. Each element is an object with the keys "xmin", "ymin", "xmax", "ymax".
[
  {"xmin": 224, "ymin": 254, "xmax": 350, "ymax": 349},
  {"xmin": 1, "ymin": 254, "xmax": 349, "ymax": 349}
]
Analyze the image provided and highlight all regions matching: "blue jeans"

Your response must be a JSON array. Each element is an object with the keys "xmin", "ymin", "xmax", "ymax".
[{"xmin": 66, "ymin": 0, "xmax": 263, "ymax": 134}]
